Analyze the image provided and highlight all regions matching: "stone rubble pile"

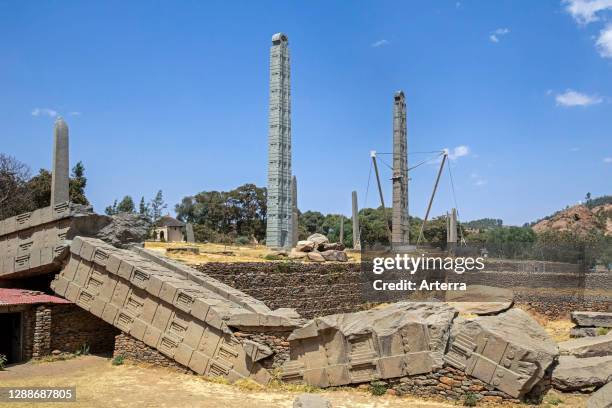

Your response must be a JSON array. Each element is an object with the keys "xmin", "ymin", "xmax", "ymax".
[
  {"xmin": 553, "ymin": 311, "xmax": 612, "ymax": 407},
  {"xmin": 290, "ymin": 233, "xmax": 348, "ymax": 262}
]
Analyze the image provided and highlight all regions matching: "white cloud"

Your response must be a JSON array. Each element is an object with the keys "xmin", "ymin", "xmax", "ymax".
[
  {"xmin": 563, "ymin": 0, "xmax": 612, "ymax": 25},
  {"xmin": 489, "ymin": 28, "xmax": 510, "ymax": 43},
  {"xmin": 604, "ymin": 157, "xmax": 612, "ymax": 163},
  {"xmin": 444, "ymin": 145, "xmax": 470, "ymax": 160},
  {"xmin": 596, "ymin": 24, "xmax": 612, "ymax": 57},
  {"xmin": 31, "ymin": 108, "xmax": 58, "ymax": 117},
  {"xmin": 371, "ymin": 39, "xmax": 389, "ymax": 48},
  {"xmin": 470, "ymin": 172, "xmax": 487, "ymax": 186},
  {"xmin": 69, "ymin": 111, "xmax": 81, "ymax": 116},
  {"xmin": 555, "ymin": 89, "xmax": 603, "ymax": 106}
]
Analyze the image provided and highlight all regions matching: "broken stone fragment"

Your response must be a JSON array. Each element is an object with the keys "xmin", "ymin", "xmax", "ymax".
[
  {"xmin": 293, "ymin": 394, "xmax": 332, "ymax": 408},
  {"xmin": 321, "ymin": 242, "xmax": 345, "ymax": 251},
  {"xmin": 572, "ymin": 312, "xmax": 612, "ymax": 329},
  {"xmin": 281, "ymin": 302, "xmax": 457, "ymax": 388},
  {"xmin": 295, "ymin": 240, "xmax": 315, "ymax": 252},
  {"xmin": 571, "ymin": 327, "xmax": 601, "ymax": 338},
  {"xmin": 587, "ymin": 381, "xmax": 612, "ymax": 408},
  {"xmin": 444, "ymin": 308, "xmax": 558, "ymax": 398},
  {"xmin": 559, "ymin": 333, "xmax": 612, "ymax": 358},
  {"xmin": 242, "ymin": 340, "xmax": 273, "ymax": 362},
  {"xmin": 446, "ymin": 285, "xmax": 514, "ymax": 315},
  {"xmin": 552, "ymin": 355, "xmax": 612, "ymax": 392},
  {"xmin": 306, "ymin": 251, "xmax": 325, "ymax": 262},
  {"xmin": 289, "ymin": 248, "xmax": 308, "ymax": 259},
  {"xmin": 306, "ymin": 233, "xmax": 329, "ymax": 249},
  {"xmin": 320, "ymin": 250, "xmax": 348, "ymax": 262}
]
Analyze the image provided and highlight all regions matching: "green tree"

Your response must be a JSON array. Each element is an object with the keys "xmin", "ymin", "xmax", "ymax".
[
  {"xmin": 139, "ymin": 196, "xmax": 151, "ymax": 220},
  {"xmin": 150, "ymin": 190, "xmax": 167, "ymax": 225},
  {"xmin": 116, "ymin": 196, "xmax": 135, "ymax": 213},
  {"xmin": 26, "ymin": 169, "xmax": 52, "ymax": 210},
  {"xmin": 0, "ymin": 154, "xmax": 33, "ymax": 218},
  {"xmin": 175, "ymin": 184, "xmax": 267, "ymax": 243},
  {"xmin": 104, "ymin": 200, "xmax": 118, "ymax": 215},
  {"xmin": 69, "ymin": 161, "xmax": 89, "ymax": 205}
]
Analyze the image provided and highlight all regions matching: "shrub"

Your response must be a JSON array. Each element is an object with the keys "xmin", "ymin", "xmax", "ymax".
[
  {"xmin": 75, "ymin": 343, "xmax": 90, "ymax": 356},
  {"xmin": 235, "ymin": 236, "xmax": 250, "ymax": 245},
  {"xmin": 545, "ymin": 395, "xmax": 563, "ymax": 405},
  {"xmin": 111, "ymin": 355, "xmax": 124, "ymax": 366},
  {"xmin": 369, "ymin": 380, "xmax": 388, "ymax": 396},
  {"xmin": 0, "ymin": 354, "xmax": 7, "ymax": 370},
  {"xmin": 597, "ymin": 327, "xmax": 610, "ymax": 336},
  {"xmin": 463, "ymin": 392, "xmax": 478, "ymax": 406}
]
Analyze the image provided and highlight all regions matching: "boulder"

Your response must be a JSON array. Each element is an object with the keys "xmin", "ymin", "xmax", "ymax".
[
  {"xmin": 446, "ymin": 285, "xmax": 514, "ymax": 315},
  {"xmin": 281, "ymin": 302, "xmax": 457, "ymax": 387},
  {"xmin": 293, "ymin": 394, "xmax": 332, "ymax": 408},
  {"xmin": 572, "ymin": 312, "xmax": 612, "ymax": 329},
  {"xmin": 559, "ymin": 333, "xmax": 612, "ymax": 358},
  {"xmin": 296, "ymin": 240, "xmax": 315, "ymax": 252},
  {"xmin": 571, "ymin": 327, "xmax": 600, "ymax": 338},
  {"xmin": 307, "ymin": 233, "xmax": 329, "ymax": 249},
  {"xmin": 289, "ymin": 248, "xmax": 308, "ymax": 259},
  {"xmin": 321, "ymin": 242, "xmax": 345, "ymax": 251},
  {"xmin": 320, "ymin": 250, "xmax": 348, "ymax": 262},
  {"xmin": 68, "ymin": 212, "xmax": 151, "ymax": 249},
  {"xmin": 587, "ymin": 381, "xmax": 612, "ymax": 408},
  {"xmin": 307, "ymin": 251, "xmax": 326, "ymax": 262},
  {"xmin": 445, "ymin": 308, "xmax": 558, "ymax": 398},
  {"xmin": 552, "ymin": 355, "xmax": 612, "ymax": 392}
]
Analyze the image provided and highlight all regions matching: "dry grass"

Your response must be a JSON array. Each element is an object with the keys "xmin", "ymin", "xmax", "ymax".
[
  {"xmin": 515, "ymin": 306, "xmax": 575, "ymax": 342},
  {"xmin": 145, "ymin": 241, "xmax": 361, "ymax": 264}
]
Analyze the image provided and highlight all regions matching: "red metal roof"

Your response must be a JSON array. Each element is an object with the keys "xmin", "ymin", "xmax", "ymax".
[{"xmin": 0, "ymin": 288, "xmax": 71, "ymax": 306}]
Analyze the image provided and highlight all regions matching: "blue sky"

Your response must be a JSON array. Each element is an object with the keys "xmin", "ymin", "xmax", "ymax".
[{"xmin": 1, "ymin": 0, "xmax": 611, "ymax": 226}]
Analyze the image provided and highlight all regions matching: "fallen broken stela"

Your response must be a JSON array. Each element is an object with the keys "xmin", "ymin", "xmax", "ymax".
[{"xmin": 0, "ymin": 201, "xmax": 561, "ymax": 400}]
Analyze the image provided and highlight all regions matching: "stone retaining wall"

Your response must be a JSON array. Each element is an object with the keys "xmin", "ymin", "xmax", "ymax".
[
  {"xmin": 388, "ymin": 366, "xmax": 520, "ymax": 404},
  {"xmin": 196, "ymin": 261, "xmax": 610, "ymax": 319},
  {"xmin": 50, "ymin": 304, "xmax": 118, "ymax": 354},
  {"xmin": 197, "ymin": 262, "xmax": 363, "ymax": 319},
  {"xmin": 113, "ymin": 333, "xmax": 192, "ymax": 373}
]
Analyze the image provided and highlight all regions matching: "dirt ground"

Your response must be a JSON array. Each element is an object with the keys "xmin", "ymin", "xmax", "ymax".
[
  {"xmin": 0, "ymin": 356, "xmax": 589, "ymax": 408},
  {"xmin": 144, "ymin": 241, "xmax": 361, "ymax": 264}
]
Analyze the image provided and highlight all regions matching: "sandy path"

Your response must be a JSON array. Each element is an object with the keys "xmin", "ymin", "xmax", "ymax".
[{"xmin": 0, "ymin": 356, "xmax": 454, "ymax": 408}]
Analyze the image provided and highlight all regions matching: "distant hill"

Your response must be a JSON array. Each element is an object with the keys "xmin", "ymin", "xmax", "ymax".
[
  {"xmin": 463, "ymin": 218, "xmax": 503, "ymax": 231},
  {"xmin": 532, "ymin": 203, "xmax": 612, "ymax": 237}
]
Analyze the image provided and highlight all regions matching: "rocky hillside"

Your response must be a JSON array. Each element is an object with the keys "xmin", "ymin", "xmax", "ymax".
[{"xmin": 533, "ymin": 204, "xmax": 612, "ymax": 236}]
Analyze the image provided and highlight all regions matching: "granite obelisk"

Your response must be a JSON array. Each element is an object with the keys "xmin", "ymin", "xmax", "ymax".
[
  {"xmin": 391, "ymin": 91, "xmax": 409, "ymax": 246},
  {"xmin": 291, "ymin": 175, "xmax": 299, "ymax": 247},
  {"xmin": 51, "ymin": 117, "xmax": 70, "ymax": 205},
  {"xmin": 266, "ymin": 33, "xmax": 292, "ymax": 248},
  {"xmin": 352, "ymin": 191, "xmax": 361, "ymax": 250}
]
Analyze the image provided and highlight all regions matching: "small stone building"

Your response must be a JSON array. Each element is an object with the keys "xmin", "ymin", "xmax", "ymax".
[
  {"xmin": 0, "ymin": 288, "xmax": 118, "ymax": 365},
  {"xmin": 153, "ymin": 216, "xmax": 185, "ymax": 242}
]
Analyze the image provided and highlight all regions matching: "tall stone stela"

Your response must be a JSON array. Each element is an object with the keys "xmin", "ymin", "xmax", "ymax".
[
  {"xmin": 447, "ymin": 208, "xmax": 457, "ymax": 253},
  {"xmin": 51, "ymin": 117, "xmax": 70, "ymax": 205},
  {"xmin": 352, "ymin": 191, "xmax": 361, "ymax": 250},
  {"xmin": 391, "ymin": 91, "xmax": 409, "ymax": 246},
  {"xmin": 266, "ymin": 33, "xmax": 292, "ymax": 248},
  {"xmin": 291, "ymin": 175, "xmax": 299, "ymax": 247}
]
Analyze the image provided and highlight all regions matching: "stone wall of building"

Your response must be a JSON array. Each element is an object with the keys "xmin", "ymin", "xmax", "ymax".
[
  {"xmin": 32, "ymin": 305, "xmax": 52, "ymax": 358},
  {"xmin": 50, "ymin": 304, "xmax": 118, "ymax": 354},
  {"xmin": 21, "ymin": 307, "xmax": 35, "ymax": 361},
  {"xmin": 196, "ymin": 261, "xmax": 610, "ymax": 319},
  {"xmin": 113, "ymin": 333, "xmax": 192, "ymax": 373}
]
